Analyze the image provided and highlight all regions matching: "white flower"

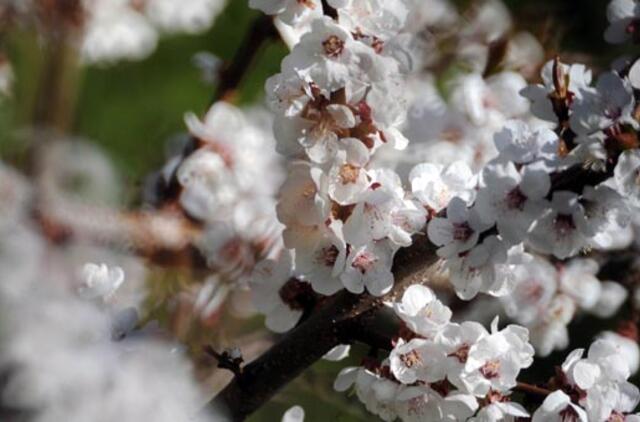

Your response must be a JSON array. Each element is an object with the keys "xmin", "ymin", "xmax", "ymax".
[
  {"xmin": 532, "ymin": 390, "xmax": 588, "ymax": 422},
  {"xmin": 410, "ymin": 161, "xmax": 476, "ymax": 212},
  {"xmin": 598, "ymin": 331, "xmax": 640, "ymax": 375},
  {"xmin": 529, "ymin": 294, "xmax": 575, "ymax": 357},
  {"xmin": 341, "ymin": 240, "xmax": 396, "ymax": 296},
  {"xmin": 462, "ymin": 317, "xmax": 534, "ymax": 396},
  {"xmin": 591, "ymin": 281, "xmax": 628, "ymax": 318},
  {"xmin": 614, "ymin": 149, "xmax": 640, "ymax": 208},
  {"xmin": 282, "ymin": 405, "xmax": 305, "ymax": 422},
  {"xmin": 78, "ymin": 263, "xmax": 125, "ymax": 301},
  {"xmin": 293, "ymin": 222, "xmax": 347, "ymax": 296},
  {"xmin": 282, "ymin": 17, "xmax": 374, "ymax": 93},
  {"xmin": 328, "ymin": 0, "xmax": 411, "ymax": 41},
  {"xmin": 265, "ymin": 71, "xmax": 313, "ymax": 118},
  {"xmin": 81, "ymin": 0, "xmax": 158, "ymax": 64},
  {"xmin": 493, "ymin": 119, "xmax": 559, "ymax": 166},
  {"xmin": 569, "ymin": 72, "xmax": 636, "ymax": 135},
  {"xmin": 470, "ymin": 400, "xmax": 529, "ymax": 422},
  {"xmin": 145, "ymin": 0, "xmax": 226, "ymax": 34},
  {"xmin": 586, "ymin": 381, "xmax": 640, "ymax": 421},
  {"xmin": 395, "ymin": 385, "xmax": 478, "ymax": 422},
  {"xmin": 389, "ymin": 338, "xmax": 447, "ymax": 384},
  {"xmin": 475, "ymin": 161, "xmax": 550, "ymax": 244},
  {"xmin": 250, "ymin": 251, "xmax": 305, "ymax": 333},
  {"xmin": 563, "ymin": 340, "xmax": 630, "ymax": 391},
  {"xmin": 428, "ymin": 197, "xmax": 490, "ymax": 259},
  {"xmin": 521, "ymin": 60, "xmax": 592, "ymax": 123},
  {"xmin": 447, "ymin": 236, "xmax": 519, "ymax": 300},
  {"xmin": 344, "ymin": 169, "xmax": 425, "ymax": 248},
  {"xmin": 393, "ymin": 285, "xmax": 452, "ymax": 339},
  {"xmin": 250, "ymin": 0, "xmax": 322, "ymax": 26},
  {"xmin": 528, "ymin": 191, "xmax": 591, "ymax": 259},
  {"xmin": 500, "ymin": 256, "xmax": 557, "ymax": 326},
  {"xmin": 440, "ymin": 321, "xmax": 488, "ymax": 390},
  {"xmin": 277, "ymin": 162, "xmax": 329, "ymax": 232},
  {"xmin": 581, "ymin": 184, "xmax": 631, "ymax": 237},
  {"xmin": 325, "ymin": 139, "xmax": 371, "ymax": 205},
  {"xmin": 604, "ymin": 0, "xmax": 640, "ymax": 44},
  {"xmin": 558, "ymin": 258, "xmax": 602, "ymax": 311}
]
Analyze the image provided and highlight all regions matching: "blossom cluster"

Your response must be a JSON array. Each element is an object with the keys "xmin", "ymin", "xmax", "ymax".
[
  {"xmin": 335, "ymin": 285, "xmax": 640, "ymax": 421},
  {"xmin": 254, "ymin": 0, "xmax": 426, "ymax": 303},
  {"xmin": 171, "ymin": 103, "xmax": 284, "ymax": 282},
  {"xmin": 334, "ymin": 285, "xmax": 535, "ymax": 421},
  {"xmin": 0, "ymin": 162, "xmax": 218, "ymax": 421}
]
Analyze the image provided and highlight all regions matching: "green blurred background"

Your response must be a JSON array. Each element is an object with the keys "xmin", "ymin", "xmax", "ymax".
[{"xmin": 0, "ymin": 0, "xmax": 634, "ymax": 420}]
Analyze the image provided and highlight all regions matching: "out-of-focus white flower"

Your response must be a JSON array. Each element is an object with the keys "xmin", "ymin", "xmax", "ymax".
[
  {"xmin": 493, "ymin": 120, "xmax": 559, "ymax": 166},
  {"xmin": 500, "ymin": 256, "xmax": 557, "ymax": 326},
  {"xmin": 570, "ymin": 72, "xmax": 636, "ymax": 136},
  {"xmin": 591, "ymin": 281, "xmax": 628, "ymax": 318},
  {"xmin": 528, "ymin": 191, "xmax": 591, "ymax": 259},
  {"xmin": 145, "ymin": 0, "xmax": 226, "ymax": 34},
  {"xmin": 410, "ymin": 161, "xmax": 476, "ymax": 212},
  {"xmin": 250, "ymin": 0, "xmax": 322, "ymax": 26},
  {"xmin": 81, "ymin": 0, "xmax": 157, "ymax": 64},
  {"xmin": 282, "ymin": 405, "xmax": 305, "ymax": 422},
  {"xmin": 605, "ymin": 0, "xmax": 640, "ymax": 44},
  {"xmin": 78, "ymin": 262, "xmax": 125, "ymax": 301},
  {"xmin": 615, "ymin": 149, "xmax": 640, "ymax": 208}
]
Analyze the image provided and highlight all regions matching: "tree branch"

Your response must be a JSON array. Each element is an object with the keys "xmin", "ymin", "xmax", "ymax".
[
  {"xmin": 208, "ymin": 233, "xmax": 438, "ymax": 421},
  {"xmin": 211, "ymin": 14, "xmax": 278, "ymax": 104}
]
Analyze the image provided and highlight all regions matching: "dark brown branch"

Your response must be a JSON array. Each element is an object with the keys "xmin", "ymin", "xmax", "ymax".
[
  {"xmin": 208, "ymin": 234, "xmax": 438, "ymax": 421},
  {"xmin": 515, "ymin": 382, "xmax": 552, "ymax": 397},
  {"xmin": 211, "ymin": 14, "xmax": 278, "ymax": 104}
]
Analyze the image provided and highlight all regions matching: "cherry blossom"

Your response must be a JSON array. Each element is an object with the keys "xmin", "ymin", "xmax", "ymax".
[
  {"xmin": 410, "ymin": 161, "xmax": 476, "ymax": 212},
  {"xmin": 605, "ymin": 0, "xmax": 640, "ymax": 44}
]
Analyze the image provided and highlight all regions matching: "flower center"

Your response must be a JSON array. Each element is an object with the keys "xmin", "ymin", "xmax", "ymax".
[
  {"xmin": 480, "ymin": 359, "xmax": 501, "ymax": 379},
  {"xmin": 606, "ymin": 411, "xmax": 625, "ymax": 422},
  {"xmin": 351, "ymin": 252, "xmax": 376, "ymax": 274},
  {"xmin": 554, "ymin": 214, "xmax": 576, "ymax": 237},
  {"xmin": 448, "ymin": 343, "xmax": 470, "ymax": 364},
  {"xmin": 400, "ymin": 349, "xmax": 422, "ymax": 368},
  {"xmin": 323, "ymin": 35, "xmax": 345, "ymax": 58},
  {"xmin": 317, "ymin": 244, "xmax": 340, "ymax": 267},
  {"xmin": 505, "ymin": 187, "xmax": 527, "ymax": 211},
  {"xmin": 559, "ymin": 405, "xmax": 581, "ymax": 422},
  {"xmin": 339, "ymin": 164, "xmax": 360, "ymax": 185},
  {"xmin": 453, "ymin": 222, "xmax": 474, "ymax": 241}
]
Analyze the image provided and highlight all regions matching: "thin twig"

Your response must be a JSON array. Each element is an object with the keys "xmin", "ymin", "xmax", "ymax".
[{"xmin": 211, "ymin": 14, "xmax": 278, "ymax": 104}]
